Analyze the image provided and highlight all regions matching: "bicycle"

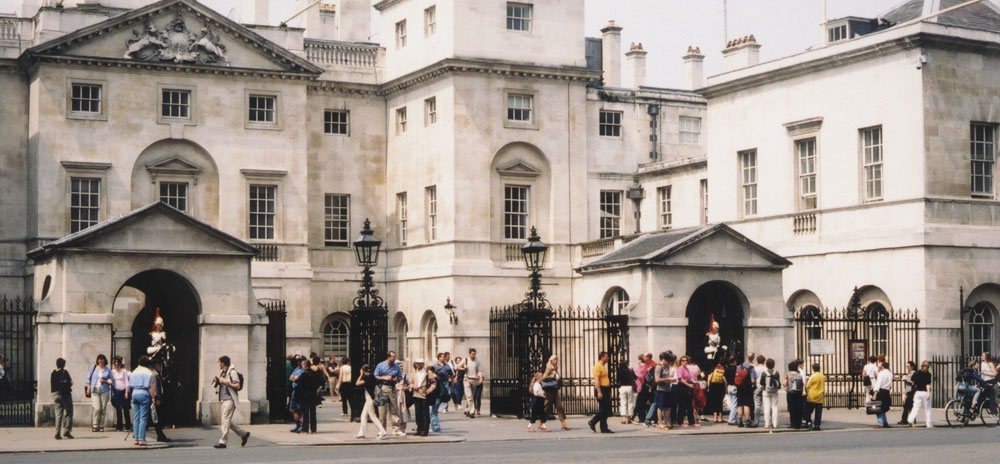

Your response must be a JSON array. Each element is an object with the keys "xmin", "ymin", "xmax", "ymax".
[{"xmin": 945, "ymin": 381, "xmax": 1000, "ymax": 428}]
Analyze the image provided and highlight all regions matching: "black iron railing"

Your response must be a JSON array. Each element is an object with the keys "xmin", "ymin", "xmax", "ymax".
[{"xmin": 0, "ymin": 296, "xmax": 36, "ymax": 426}]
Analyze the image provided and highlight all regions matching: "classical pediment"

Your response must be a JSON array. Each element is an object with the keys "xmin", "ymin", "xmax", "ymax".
[
  {"xmin": 27, "ymin": 202, "xmax": 256, "ymax": 259},
  {"xmin": 577, "ymin": 224, "xmax": 790, "ymax": 273},
  {"xmin": 496, "ymin": 160, "xmax": 541, "ymax": 178},
  {"xmin": 146, "ymin": 156, "xmax": 202, "ymax": 181},
  {"xmin": 25, "ymin": 0, "xmax": 322, "ymax": 75}
]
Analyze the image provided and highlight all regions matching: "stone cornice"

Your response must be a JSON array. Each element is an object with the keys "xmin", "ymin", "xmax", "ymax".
[
  {"xmin": 380, "ymin": 58, "xmax": 599, "ymax": 97},
  {"xmin": 308, "ymin": 80, "xmax": 381, "ymax": 96},
  {"xmin": 373, "ymin": 0, "xmax": 405, "ymax": 12},
  {"xmin": 702, "ymin": 28, "xmax": 1000, "ymax": 98},
  {"xmin": 24, "ymin": 54, "xmax": 319, "ymax": 81}
]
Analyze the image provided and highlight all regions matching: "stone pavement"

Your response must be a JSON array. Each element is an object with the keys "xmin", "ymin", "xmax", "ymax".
[{"xmin": 0, "ymin": 399, "xmax": 953, "ymax": 454}]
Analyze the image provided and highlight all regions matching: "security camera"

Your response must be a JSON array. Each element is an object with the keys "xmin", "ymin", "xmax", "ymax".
[{"xmin": 915, "ymin": 55, "xmax": 928, "ymax": 70}]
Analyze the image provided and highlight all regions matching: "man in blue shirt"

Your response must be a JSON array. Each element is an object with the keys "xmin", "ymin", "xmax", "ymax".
[
  {"xmin": 374, "ymin": 351, "xmax": 404, "ymax": 436},
  {"xmin": 430, "ymin": 352, "xmax": 454, "ymax": 433}
]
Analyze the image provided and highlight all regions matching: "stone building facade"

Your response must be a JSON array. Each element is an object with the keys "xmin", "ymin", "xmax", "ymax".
[{"xmin": 0, "ymin": 0, "xmax": 997, "ymax": 425}]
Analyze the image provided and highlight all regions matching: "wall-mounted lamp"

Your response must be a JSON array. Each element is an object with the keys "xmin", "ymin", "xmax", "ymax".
[{"xmin": 444, "ymin": 297, "xmax": 458, "ymax": 325}]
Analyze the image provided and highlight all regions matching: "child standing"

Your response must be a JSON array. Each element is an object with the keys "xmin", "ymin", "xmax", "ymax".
[{"xmin": 527, "ymin": 373, "xmax": 549, "ymax": 432}]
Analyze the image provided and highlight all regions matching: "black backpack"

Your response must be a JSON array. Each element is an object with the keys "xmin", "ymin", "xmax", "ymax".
[
  {"xmin": 230, "ymin": 369, "xmax": 245, "ymax": 392},
  {"xmin": 643, "ymin": 367, "xmax": 656, "ymax": 392}
]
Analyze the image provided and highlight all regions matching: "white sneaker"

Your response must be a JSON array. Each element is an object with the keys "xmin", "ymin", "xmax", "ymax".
[
  {"xmin": 376, "ymin": 432, "xmax": 387, "ymax": 440},
  {"xmin": 393, "ymin": 431, "xmax": 406, "ymax": 437},
  {"xmin": 355, "ymin": 433, "xmax": 364, "ymax": 439}
]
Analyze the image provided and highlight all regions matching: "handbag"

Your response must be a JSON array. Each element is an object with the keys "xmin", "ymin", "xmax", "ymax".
[
  {"xmin": 865, "ymin": 400, "xmax": 881, "ymax": 415},
  {"xmin": 374, "ymin": 387, "xmax": 389, "ymax": 406},
  {"xmin": 541, "ymin": 379, "xmax": 559, "ymax": 392}
]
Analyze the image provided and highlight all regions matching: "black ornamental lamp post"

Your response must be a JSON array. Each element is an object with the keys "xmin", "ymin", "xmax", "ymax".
[
  {"xmin": 520, "ymin": 226, "xmax": 550, "ymax": 311},
  {"xmin": 349, "ymin": 218, "xmax": 388, "ymax": 370}
]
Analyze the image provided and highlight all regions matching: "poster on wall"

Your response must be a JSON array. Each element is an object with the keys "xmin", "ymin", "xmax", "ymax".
[{"xmin": 848, "ymin": 339, "xmax": 867, "ymax": 375}]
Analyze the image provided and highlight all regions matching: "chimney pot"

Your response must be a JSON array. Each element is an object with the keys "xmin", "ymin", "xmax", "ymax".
[
  {"xmin": 624, "ymin": 44, "xmax": 647, "ymax": 89},
  {"xmin": 683, "ymin": 45, "xmax": 705, "ymax": 90},
  {"xmin": 722, "ymin": 34, "xmax": 761, "ymax": 72}
]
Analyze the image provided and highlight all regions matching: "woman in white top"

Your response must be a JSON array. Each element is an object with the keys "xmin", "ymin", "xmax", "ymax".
[
  {"xmin": 871, "ymin": 362, "xmax": 893, "ymax": 428},
  {"xmin": 526, "ymin": 372, "xmax": 549, "ymax": 432},
  {"xmin": 980, "ymin": 352, "xmax": 997, "ymax": 381}
]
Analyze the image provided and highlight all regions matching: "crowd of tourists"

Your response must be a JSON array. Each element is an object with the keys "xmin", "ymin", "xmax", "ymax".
[{"xmin": 284, "ymin": 348, "xmax": 484, "ymax": 439}]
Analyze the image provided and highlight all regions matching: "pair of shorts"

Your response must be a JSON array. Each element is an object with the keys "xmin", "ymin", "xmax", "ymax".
[
  {"xmin": 654, "ymin": 390, "xmax": 673, "ymax": 410},
  {"xmin": 737, "ymin": 387, "xmax": 754, "ymax": 407}
]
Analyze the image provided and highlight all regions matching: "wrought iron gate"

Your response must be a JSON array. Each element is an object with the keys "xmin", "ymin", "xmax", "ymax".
[
  {"xmin": 264, "ymin": 300, "xmax": 287, "ymax": 423},
  {"xmin": 793, "ymin": 305, "xmax": 918, "ymax": 408},
  {"xmin": 489, "ymin": 305, "xmax": 629, "ymax": 418},
  {"xmin": 0, "ymin": 296, "xmax": 36, "ymax": 426}
]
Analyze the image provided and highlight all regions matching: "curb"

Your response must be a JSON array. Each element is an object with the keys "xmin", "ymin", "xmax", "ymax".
[
  {"xmin": 274, "ymin": 437, "xmax": 467, "ymax": 447},
  {"xmin": 0, "ymin": 443, "xmax": 172, "ymax": 455}
]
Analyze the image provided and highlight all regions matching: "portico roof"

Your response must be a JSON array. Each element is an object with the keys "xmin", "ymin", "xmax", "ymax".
[
  {"xmin": 576, "ymin": 223, "xmax": 791, "ymax": 273},
  {"xmin": 27, "ymin": 202, "xmax": 257, "ymax": 259}
]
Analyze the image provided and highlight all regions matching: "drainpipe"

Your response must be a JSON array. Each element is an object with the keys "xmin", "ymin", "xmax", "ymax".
[{"xmin": 627, "ymin": 175, "xmax": 643, "ymax": 234}]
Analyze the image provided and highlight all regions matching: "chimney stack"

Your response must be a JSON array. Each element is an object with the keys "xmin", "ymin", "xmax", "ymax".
[
  {"xmin": 683, "ymin": 46, "xmax": 704, "ymax": 90},
  {"xmin": 601, "ymin": 20, "xmax": 623, "ymax": 88},
  {"xmin": 624, "ymin": 42, "xmax": 647, "ymax": 89},
  {"xmin": 722, "ymin": 35, "xmax": 761, "ymax": 72},
  {"xmin": 239, "ymin": 0, "xmax": 269, "ymax": 24}
]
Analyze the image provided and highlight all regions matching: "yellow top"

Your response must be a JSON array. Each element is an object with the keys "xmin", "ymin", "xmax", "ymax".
[
  {"xmin": 593, "ymin": 362, "xmax": 610, "ymax": 387},
  {"xmin": 806, "ymin": 372, "xmax": 826, "ymax": 404}
]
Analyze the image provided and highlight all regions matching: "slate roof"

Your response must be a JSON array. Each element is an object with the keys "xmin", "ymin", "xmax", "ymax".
[
  {"xmin": 27, "ymin": 202, "xmax": 257, "ymax": 258},
  {"xmin": 882, "ymin": 0, "xmax": 1000, "ymax": 32},
  {"xmin": 576, "ymin": 223, "xmax": 790, "ymax": 273}
]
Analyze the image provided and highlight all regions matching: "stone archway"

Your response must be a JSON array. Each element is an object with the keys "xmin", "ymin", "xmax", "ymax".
[
  {"xmin": 686, "ymin": 281, "xmax": 748, "ymax": 369},
  {"xmin": 117, "ymin": 269, "xmax": 201, "ymax": 426}
]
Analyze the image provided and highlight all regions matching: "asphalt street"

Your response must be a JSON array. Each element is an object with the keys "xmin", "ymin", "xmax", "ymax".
[{"xmin": 4, "ymin": 425, "xmax": 998, "ymax": 464}]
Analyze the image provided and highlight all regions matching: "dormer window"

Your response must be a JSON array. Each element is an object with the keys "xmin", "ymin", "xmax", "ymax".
[{"xmin": 828, "ymin": 24, "xmax": 847, "ymax": 43}]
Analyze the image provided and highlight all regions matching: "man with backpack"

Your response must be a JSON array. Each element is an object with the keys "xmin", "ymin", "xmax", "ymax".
[
  {"xmin": 213, "ymin": 355, "xmax": 250, "ymax": 449},
  {"xmin": 759, "ymin": 358, "xmax": 781, "ymax": 429},
  {"xmin": 735, "ymin": 353, "xmax": 757, "ymax": 427},
  {"xmin": 785, "ymin": 360, "xmax": 804, "ymax": 429}
]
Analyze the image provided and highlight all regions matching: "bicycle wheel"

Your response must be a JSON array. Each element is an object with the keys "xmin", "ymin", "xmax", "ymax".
[
  {"xmin": 945, "ymin": 399, "xmax": 967, "ymax": 428},
  {"xmin": 980, "ymin": 399, "xmax": 1000, "ymax": 427}
]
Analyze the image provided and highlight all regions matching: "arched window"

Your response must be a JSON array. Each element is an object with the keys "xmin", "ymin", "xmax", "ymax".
[
  {"xmin": 603, "ymin": 287, "xmax": 630, "ymax": 315},
  {"xmin": 970, "ymin": 302, "xmax": 996, "ymax": 356},
  {"xmin": 322, "ymin": 315, "xmax": 350, "ymax": 359},
  {"xmin": 422, "ymin": 312, "xmax": 438, "ymax": 362},
  {"xmin": 392, "ymin": 314, "xmax": 409, "ymax": 362},
  {"xmin": 866, "ymin": 303, "xmax": 889, "ymax": 357},
  {"xmin": 802, "ymin": 305, "xmax": 823, "ymax": 341}
]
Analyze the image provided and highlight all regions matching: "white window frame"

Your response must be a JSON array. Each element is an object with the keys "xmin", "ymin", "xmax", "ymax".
[
  {"xmin": 424, "ymin": 6, "xmax": 436, "ymax": 37},
  {"xmin": 158, "ymin": 181, "xmax": 189, "ymax": 213},
  {"xmin": 828, "ymin": 24, "xmax": 847, "ymax": 43},
  {"xmin": 322, "ymin": 315, "xmax": 350, "ymax": 359},
  {"xmin": 657, "ymin": 185, "xmax": 672, "ymax": 230},
  {"xmin": 969, "ymin": 302, "xmax": 996, "ymax": 357},
  {"xmin": 504, "ymin": 91, "xmax": 537, "ymax": 129},
  {"xmin": 699, "ymin": 179, "xmax": 708, "ymax": 225},
  {"xmin": 397, "ymin": 192, "xmax": 408, "ymax": 246},
  {"xmin": 395, "ymin": 20, "xmax": 407, "ymax": 49},
  {"xmin": 69, "ymin": 177, "xmax": 102, "ymax": 233},
  {"xmin": 248, "ymin": 184, "xmax": 277, "ymax": 241},
  {"xmin": 599, "ymin": 110, "xmax": 622, "ymax": 137},
  {"xmin": 324, "ymin": 109, "xmax": 350, "ymax": 136},
  {"xmin": 503, "ymin": 185, "xmax": 530, "ymax": 240},
  {"xmin": 158, "ymin": 85, "xmax": 195, "ymax": 125},
  {"xmin": 861, "ymin": 126, "xmax": 884, "ymax": 202},
  {"xmin": 425, "ymin": 97, "xmax": 437, "ymax": 126},
  {"xmin": 599, "ymin": 190, "xmax": 622, "ymax": 239},
  {"xmin": 324, "ymin": 193, "xmax": 350, "ymax": 247},
  {"xmin": 679, "ymin": 116, "xmax": 701, "ymax": 144},
  {"xmin": 971, "ymin": 122, "xmax": 996, "ymax": 198},
  {"xmin": 245, "ymin": 90, "xmax": 281, "ymax": 130},
  {"xmin": 426, "ymin": 186, "xmax": 437, "ymax": 242},
  {"xmin": 739, "ymin": 149, "xmax": 758, "ymax": 217},
  {"xmin": 396, "ymin": 107, "xmax": 407, "ymax": 134},
  {"xmin": 61, "ymin": 161, "xmax": 110, "ymax": 234},
  {"xmin": 796, "ymin": 138, "xmax": 818, "ymax": 211},
  {"xmin": 66, "ymin": 79, "xmax": 107, "ymax": 121},
  {"xmin": 506, "ymin": 2, "xmax": 532, "ymax": 32}
]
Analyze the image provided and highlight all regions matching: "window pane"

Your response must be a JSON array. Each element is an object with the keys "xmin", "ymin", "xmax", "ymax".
[
  {"xmin": 249, "ymin": 185, "xmax": 276, "ymax": 240},
  {"xmin": 504, "ymin": 185, "xmax": 529, "ymax": 240},
  {"xmin": 599, "ymin": 190, "xmax": 622, "ymax": 238},
  {"xmin": 324, "ymin": 194, "xmax": 350, "ymax": 246},
  {"xmin": 70, "ymin": 178, "xmax": 100, "ymax": 233}
]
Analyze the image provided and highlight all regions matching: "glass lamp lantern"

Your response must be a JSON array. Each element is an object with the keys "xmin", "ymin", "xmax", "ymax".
[
  {"xmin": 521, "ymin": 226, "xmax": 547, "ymax": 271},
  {"xmin": 353, "ymin": 218, "xmax": 382, "ymax": 267}
]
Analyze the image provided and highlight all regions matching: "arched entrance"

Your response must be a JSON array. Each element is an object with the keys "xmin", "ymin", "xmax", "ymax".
[
  {"xmin": 686, "ymin": 281, "xmax": 746, "ymax": 369},
  {"xmin": 117, "ymin": 269, "xmax": 201, "ymax": 426}
]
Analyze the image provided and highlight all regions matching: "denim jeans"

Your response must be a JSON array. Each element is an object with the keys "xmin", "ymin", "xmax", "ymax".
[
  {"xmin": 431, "ymin": 397, "xmax": 443, "ymax": 432},
  {"xmin": 131, "ymin": 389, "xmax": 151, "ymax": 441},
  {"xmin": 875, "ymin": 410, "xmax": 887, "ymax": 426},
  {"xmin": 727, "ymin": 386, "xmax": 738, "ymax": 423}
]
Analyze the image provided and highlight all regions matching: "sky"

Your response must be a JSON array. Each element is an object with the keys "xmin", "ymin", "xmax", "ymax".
[{"xmin": 0, "ymin": 0, "xmax": 906, "ymax": 88}]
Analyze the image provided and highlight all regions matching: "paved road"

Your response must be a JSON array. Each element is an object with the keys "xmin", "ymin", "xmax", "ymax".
[{"xmin": 5, "ymin": 426, "xmax": 997, "ymax": 463}]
